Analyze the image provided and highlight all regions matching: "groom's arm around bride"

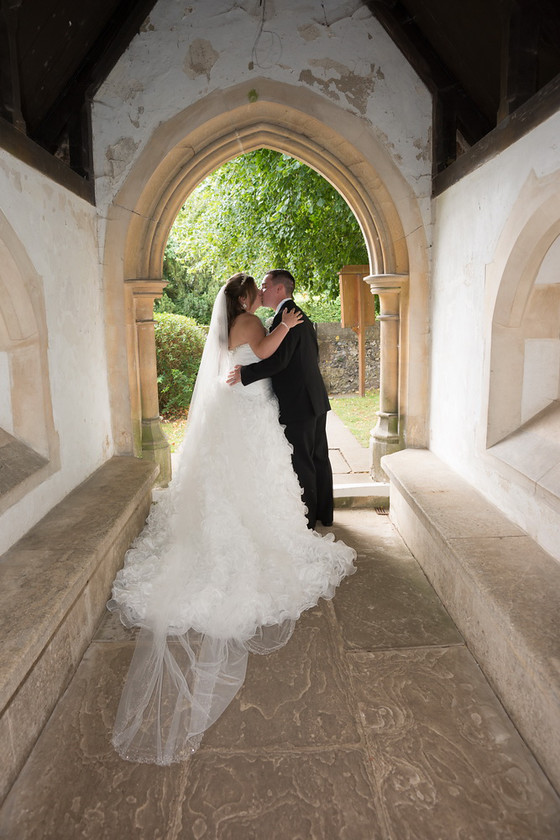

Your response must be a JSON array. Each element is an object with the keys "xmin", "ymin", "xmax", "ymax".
[{"xmin": 228, "ymin": 269, "xmax": 333, "ymax": 530}]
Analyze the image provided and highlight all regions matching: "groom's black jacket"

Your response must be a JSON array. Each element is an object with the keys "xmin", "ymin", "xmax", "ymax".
[{"xmin": 240, "ymin": 301, "xmax": 330, "ymax": 424}]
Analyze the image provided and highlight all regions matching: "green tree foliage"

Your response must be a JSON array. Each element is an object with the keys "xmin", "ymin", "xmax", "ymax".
[
  {"xmin": 158, "ymin": 149, "xmax": 368, "ymax": 319},
  {"xmin": 154, "ymin": 313, "xmax": 207, "ymax": 417}
]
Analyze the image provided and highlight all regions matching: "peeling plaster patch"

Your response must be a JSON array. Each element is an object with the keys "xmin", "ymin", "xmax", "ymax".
[
  {"xmin": 374, "ymin": 127, "xmax": 402, "ymax": 165},
  {"xmin": 413, "ymin": 137, "xmax": 430, "ymax": 163},
  {"xmin": 129, "ymin": 105, "xmax": 145, "ymax": 129},
  {"xmin": 298, "ymin": 68, "xmax": 341, "ymax": 104},
  {"xmin": 118, "ymin": 79, "xmax": 144, "ymax": 102},
  {"xmin": 301, "ymin": 58, "xmax": 375, "ymax": 113},
  {"xmin": 105, "ymin": 137, "xmax": 139, "ymax": 179},
  {"xmin": 298, "ymin": 23, "xmax": 321, "ymax": 41},
  {"xmin": 183, "ymin": 39, "xmax": 219, "ymax": 81}
]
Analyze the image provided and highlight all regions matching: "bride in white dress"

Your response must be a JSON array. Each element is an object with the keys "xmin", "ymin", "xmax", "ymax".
[{"xmin": 108, "ymin": 273, "xmax": 356, "ymax": 764}]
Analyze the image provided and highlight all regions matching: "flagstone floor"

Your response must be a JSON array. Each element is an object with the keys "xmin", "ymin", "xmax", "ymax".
[{"xmin": 1, "ymin": 508, "xmax": 559, "ymax": 839}]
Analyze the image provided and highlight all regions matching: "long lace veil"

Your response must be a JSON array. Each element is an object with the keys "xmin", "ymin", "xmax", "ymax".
[{"xmin": 172, "ymin": 284, "xmax": 229, "ymax": 482}]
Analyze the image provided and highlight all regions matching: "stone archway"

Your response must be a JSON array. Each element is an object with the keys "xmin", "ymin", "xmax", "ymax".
[{"xmin": 101, "ymin": 79, "xmax": 429, "ymax": 480}]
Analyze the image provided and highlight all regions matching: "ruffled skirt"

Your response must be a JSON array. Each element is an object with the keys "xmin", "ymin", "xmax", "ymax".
[{"xmin": 108, "ymin": 379, "xmax": 356, "ymax": 763}]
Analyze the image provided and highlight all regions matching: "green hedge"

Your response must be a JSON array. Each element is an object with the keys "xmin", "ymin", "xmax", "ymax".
[
  {"xmin": 293, "ymin": 294, "xmax": 341, "ymax": 323},
  {"xmin": 154, "ymin": 312, "xmax": 207, "ymax": 417}
]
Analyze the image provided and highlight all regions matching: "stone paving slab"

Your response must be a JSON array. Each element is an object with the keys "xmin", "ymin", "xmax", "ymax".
[
  {"xmin": 177, "ymin": 748, "xmax": 386, "ymax": 840},
  {"xmin": 0, "ymin": 642, "xmax": 189, "ymax": 840},
  {"xmin": 202, "ymin": 604, "xmax": 361, "ymax": 751},
  {"xmin": 327, "ymin": 411, "xmax": 371, "ymax": 475},
  {"xmin": 325, "ymin": 512, "xmax": 462, "ymax": 652},
  {"xmin": 348, "ymin": 645, "xmax": 560, "ymax": 840}
]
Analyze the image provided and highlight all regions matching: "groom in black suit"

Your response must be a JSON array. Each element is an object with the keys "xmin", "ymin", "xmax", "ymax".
[{"xmin": 228, "ymin": 269, "xmax": 333, "ymax": 529}]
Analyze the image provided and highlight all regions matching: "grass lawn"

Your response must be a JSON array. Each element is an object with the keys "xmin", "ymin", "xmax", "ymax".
[
  {"xmin": 329, "ymin": 389, "xmax": 380, "ymax": 447},
  {"xmin": 161, "ymin": 415, "xmax": 188, "ymax": 452},
  {"xmin": 161, "ymin": 389, "xmax": 379, "ymax": 451}
]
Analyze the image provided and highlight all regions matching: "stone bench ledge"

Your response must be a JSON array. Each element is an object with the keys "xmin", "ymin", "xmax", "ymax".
[
  {"xmin": 382, "ymin": 448, "xmax": 560, "ymax": 795},
  {"xmin": 0, "ymin": 456, "xmax": 157, "ymax": 713},
  {"xmin": 0, "ymin": 456, "xmax": 157, "ymax": 802}
]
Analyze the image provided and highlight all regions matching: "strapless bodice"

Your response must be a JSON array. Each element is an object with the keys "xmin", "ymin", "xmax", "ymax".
[
  {"xmin": 229, "ymin": 344, "xmax": 273, "ymax": 398},
  {"xmin": 229, "ymin": 343, "xmax": 261, "ymax": 365}
]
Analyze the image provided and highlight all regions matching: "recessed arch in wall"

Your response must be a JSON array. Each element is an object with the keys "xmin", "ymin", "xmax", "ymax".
[
  {"xmin": 102, "ymin": 80, "xmax": 429, "ymax": 458},
  {"xmin": 0, "ymin": 213, "xmax": 59, "ymax": 514},
  {"xmin": 486, "ymin": 170, "xmax": 560, "ymax": 504},
  {"xmin": 488, "ymin": 177, "xmax": 560, "ymax": 447}
]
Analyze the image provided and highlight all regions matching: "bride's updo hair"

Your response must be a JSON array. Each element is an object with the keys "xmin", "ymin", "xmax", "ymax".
[{"xmin": 224, "ymin": 272, "xmax": 257, "ymax": 329}]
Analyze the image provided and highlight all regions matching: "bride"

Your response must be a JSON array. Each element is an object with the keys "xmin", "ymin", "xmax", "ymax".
[{"xmin": 107, "ymin": 273, "xmax": 356, "ymax": 764}]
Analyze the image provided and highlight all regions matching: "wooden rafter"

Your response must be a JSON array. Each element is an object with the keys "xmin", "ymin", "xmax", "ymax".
[
  {"xmin": 31, "ymin": 0, "xmax": 158, "ymax": 176},
  {"xmin": 0, "ymin": 0, "xmax": 25, "ymax": 132},
  {"xmin": 363, "ymin": 0, "xmax": 493, "ymax": 173}
]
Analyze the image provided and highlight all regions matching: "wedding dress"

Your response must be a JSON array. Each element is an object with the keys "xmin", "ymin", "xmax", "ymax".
[{"xmin": 108, "ymin": 287, "xmax": 356, "ymax": 764}]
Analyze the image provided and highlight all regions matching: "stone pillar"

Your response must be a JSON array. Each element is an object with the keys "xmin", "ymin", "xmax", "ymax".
[
  {"xmin": 364, "ymin": 273, "xmax": 408, "ymax": 480},
  {"xmin": 126, "ymin": 280, "xmax": 171, "ymax": 486}
]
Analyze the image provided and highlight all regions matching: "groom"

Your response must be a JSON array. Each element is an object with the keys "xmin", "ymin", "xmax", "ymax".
[{"xmin": 227, "ymin": 269, "xmax": 333, "ymax": 529}]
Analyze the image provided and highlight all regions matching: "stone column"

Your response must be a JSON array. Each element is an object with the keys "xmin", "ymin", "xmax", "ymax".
[
  {"xmin": 364, "ymin": 273, "xmax": 407, "ymax": 480},
  {"xmin": 126, "ymin": 279, "xmax": 171, "ymax": 486}
]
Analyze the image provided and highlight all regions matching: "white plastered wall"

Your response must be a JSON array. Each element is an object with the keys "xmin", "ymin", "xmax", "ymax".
[
  {"xmin": 430, "ymin": 112, "xmax": 560, "ymax": 560},
  {"xmin": 0, "ymin": 150, "xmax": 113, "ymax": 555},
  {"xmin": 92, "ymin": 0, "xmax": 432, "ymax": 238},
  {"xmin": 90, "ymin": 0, "xmax": 433, "ymax": 464}
]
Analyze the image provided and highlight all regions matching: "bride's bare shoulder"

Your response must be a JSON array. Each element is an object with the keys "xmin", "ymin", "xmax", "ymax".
[{"xmin": 229, "ymin": 313, "xmax": 264, "ymax": 341}]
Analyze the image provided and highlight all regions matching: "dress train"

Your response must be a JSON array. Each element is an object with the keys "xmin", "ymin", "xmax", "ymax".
[{"xmin": 108, "ymin": 342, "xmax": 356, "ymax": 764}]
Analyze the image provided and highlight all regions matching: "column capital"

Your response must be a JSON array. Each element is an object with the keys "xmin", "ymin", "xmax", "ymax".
[
  {"xmin": 364, "ymin": 273, "xmax": 408, "ymax": 294},
  {"xmin": 124, "ymin": 278, "xmax": 167, "ymax": 299}
]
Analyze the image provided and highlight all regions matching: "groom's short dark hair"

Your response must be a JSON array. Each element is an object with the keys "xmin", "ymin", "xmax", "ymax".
[{"xmin": 267, "ymin": 269, "xmax": 295, "ymax": 297}]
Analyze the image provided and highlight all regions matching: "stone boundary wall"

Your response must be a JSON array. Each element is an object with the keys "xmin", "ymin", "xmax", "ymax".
[{"xmin": 316, "ymin": 322, "xmax": 380, "ymax": 396}]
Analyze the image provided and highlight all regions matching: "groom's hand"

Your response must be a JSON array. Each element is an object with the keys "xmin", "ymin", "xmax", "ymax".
[{"xmin": 226, "ymin": 365, "xmax": 242, "ymax": 386}]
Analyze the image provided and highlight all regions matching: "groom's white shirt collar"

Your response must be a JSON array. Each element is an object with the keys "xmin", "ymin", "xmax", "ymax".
[{"xmin": 275, "ymin": 298, "xmax": 291, "ymax": 315}]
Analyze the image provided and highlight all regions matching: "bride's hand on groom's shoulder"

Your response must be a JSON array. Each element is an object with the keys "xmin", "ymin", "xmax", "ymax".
[{"xmin": 282, "ymin": 308, "xmax": 303, "ymax": 330}]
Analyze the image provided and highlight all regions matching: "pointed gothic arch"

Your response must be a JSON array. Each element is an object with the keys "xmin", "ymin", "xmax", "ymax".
[{"xmin": 101, "ymin": 79, "xmax": 429, "ymax": 476}]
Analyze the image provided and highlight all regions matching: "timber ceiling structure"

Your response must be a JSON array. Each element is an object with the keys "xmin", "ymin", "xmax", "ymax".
[{"xmin": 1, "ymin": 0, "xmax": 560, "ymax": 199}]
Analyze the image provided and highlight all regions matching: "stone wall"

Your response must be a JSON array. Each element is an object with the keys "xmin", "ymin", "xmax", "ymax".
[{"xmin": 317, "ymin": 322, "xmax": 380, "ymax": 395}]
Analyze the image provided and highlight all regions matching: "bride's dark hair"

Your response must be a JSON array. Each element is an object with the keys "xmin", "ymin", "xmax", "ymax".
[{"xmin": 224, "ymin": 272, "xmax": 257, "ymax": 329}]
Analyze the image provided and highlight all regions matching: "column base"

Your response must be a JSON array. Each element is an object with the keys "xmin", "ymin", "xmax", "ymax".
[
  {"xmin": 369, "ymin": 412, "xmax": 402, "ymax": 481},
  {"xmin": 370, "ymin": 437, "xmax": 403, "ymax": 481},
  {"xmin": 141, "ymin": 418, "xmax": 172, "ymax": 487}
]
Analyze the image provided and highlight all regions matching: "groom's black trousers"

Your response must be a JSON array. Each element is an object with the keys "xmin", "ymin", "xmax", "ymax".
[{"xmin": 283, "ymin": 412, "xmax": 333, "ymax": 529}]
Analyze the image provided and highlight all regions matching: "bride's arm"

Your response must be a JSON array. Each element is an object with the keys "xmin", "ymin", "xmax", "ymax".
[{"xmin": 239, "ymin": 309, "xmax": 302, "ymax": 359}]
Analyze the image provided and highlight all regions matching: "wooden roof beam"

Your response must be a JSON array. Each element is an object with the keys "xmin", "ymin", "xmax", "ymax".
[
  {"xmin": 31, "ymin": 0, "xmax": 157, "ymax": 175},
  {"xmin": 363, "ymin": 0, "xmax": 492, "ymax": 174},
  {"xmin": 0, "ymin": 0, "xmax": 25, "ymax": 132},
  {"xmin": 498, "ymin": 0, "xmax": 540, "ymax": 121}
]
